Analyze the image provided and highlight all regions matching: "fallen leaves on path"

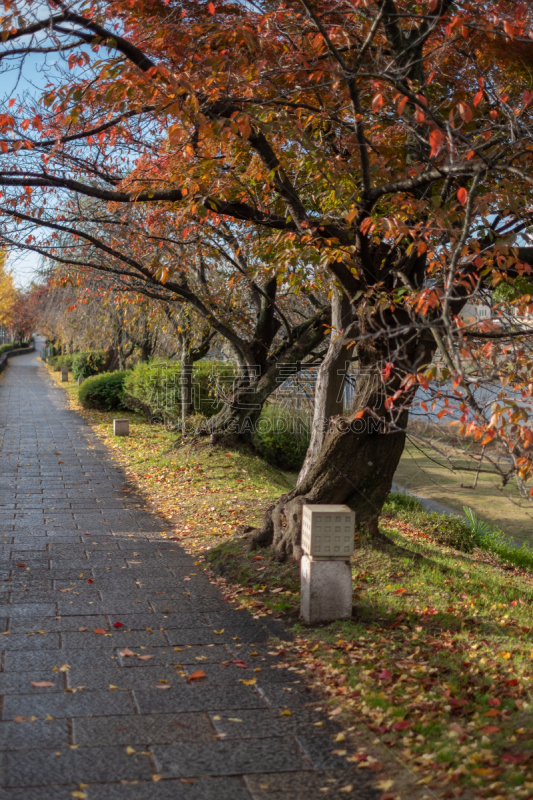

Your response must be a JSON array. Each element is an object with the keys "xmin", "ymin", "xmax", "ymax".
[{"xmin": 187, "ymin": 670, "xmax": 206, "ymax": 683}]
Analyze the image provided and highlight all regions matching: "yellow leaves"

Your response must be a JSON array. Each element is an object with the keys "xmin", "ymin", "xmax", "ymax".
[
  {"xmin": 280, "ymin": 710, "xmax": 291, "ymax": 716},
  {"xmin": 125, "ymin": 747, "xmax": 136, "ymax": 755},
  {"xmin": 30, "ymin": 681, "xmax": 54, "ymax": 688},
  {"xmin": 239, "ymin": 678, "xmax": 257, "ymax": 686},
  {"xmin": 71, "ymin": 793, "xmax": 87, "ymax": 799},
  {"xmin": 498, "ymin": 651, "xmax": 512, "ymax": 659},
  {"xmin": 334, "ymin": 732, "xmax": 345, "ymax": 743}
]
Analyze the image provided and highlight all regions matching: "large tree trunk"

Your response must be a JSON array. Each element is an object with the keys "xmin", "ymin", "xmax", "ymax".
[
  {"xmin": 298, "ymin": 286, "xmax": 352, "ymax": 485},
  {"xmin": 256, "ymin": 371, "xmax": 410, "ymax": 559},
  {"xmin": 179, "ymin": 334, "xmax": 194, "ymax": 436}
]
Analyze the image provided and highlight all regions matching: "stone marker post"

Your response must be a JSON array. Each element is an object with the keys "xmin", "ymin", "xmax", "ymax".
[
  {"xmin": 61, "ymin": 366, "xmax": 68, "ymax": 382},
  {"xmin": 300, "ymin": 504, "xmax": 355, "ymax": 624},
  {"xmin": 113, "ymin": 419, "xmax": 130, "ymax": 436}
]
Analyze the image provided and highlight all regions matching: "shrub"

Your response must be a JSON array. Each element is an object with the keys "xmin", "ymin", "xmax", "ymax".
[
  {"xmin": 49, "ymin": 354, "xmax": 74, "ymax": 372},
  {"xmin": 78, "ymin": 371, "xmax": 127, "ymax": 411},
  {"xmin": 0, "ymin": 343, "xmax": 16, "ymax": 356},
  {"xmin": 253, "ymin": 405, "xmax": 311, "ymax": 471},
  {"xmin": 122, "ymin": 360, "xmax": 228, "ymax": 422},
  {"xmin": 72, "ymin": 350, "xmax": 107, "ymax": 381}
]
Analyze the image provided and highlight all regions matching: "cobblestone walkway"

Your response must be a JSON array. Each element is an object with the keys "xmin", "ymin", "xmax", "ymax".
[{"xmin": 0, "ymin": 343, "xmax": 376, "ymax": 800}]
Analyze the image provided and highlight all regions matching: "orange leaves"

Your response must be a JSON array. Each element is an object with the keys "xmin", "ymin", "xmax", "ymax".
[
  {"xmin": 457, "ymin": 187, "xmax": 468, "ymax": 206},
  {"xmin": 371, "ymin": 93, "xmax": 383, "ymax": 113},
  {"xmin": 93, "ymin": 628, "xmax": 106, "ymax": 635},
  {"xmin": 187, "ymin": 669, "xmax": 206, "ymax": 682},
  {"xmin": 397, "ymin": 95, "xmax": 408, "ymax": 115},
  {"xmin": 208, "ymin": 2, "xmax": 215, "ymax": 13},
  {"xmin": 429, "ymin": 128, "xmax": 443, "ymax": 158}
]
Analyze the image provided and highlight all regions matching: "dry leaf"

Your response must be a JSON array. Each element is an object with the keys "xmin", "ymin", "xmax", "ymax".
[
  {"xmin": 137, "ymin": 654, "xmax": 154, "ymax": 661},
  {"xmin": 59, "ymin": 588, "xmax": 73, "ymax": 593},
  {"xmin": 280, "ymin": 710, "xmax": 291, "ymax": 716},
  {"xmin": 334, "ymin": 732, "xmax": 345, "ymax": 743},
  {"xmin": 329, "ymin": 706, "xmax": 343, "ymax": 717},
  {"xmin": 239, "ymin": 678, "xmax": 257, "ymax": 686},
  {"xmin": 125, "ymin": 746, "xmax": 136, "ymax": 755},
  {"xmin": 30, "ymin": 681, "xmax": 55, "ymax": 688},
  {"xmin": 71, "ymin": 793, "xmax": 87, "ymax": 799},
  {"xmin": 13, "ymin": 716, "xmax": 28, "ymax": 723},
  {"xmin": 78, "ymin": 627, "xmax": 87, "ymax": 632},
  {"xmin": 93, "ymin": 628, "xmax": 106, "ymax": 635},
  {"xmin": 187, "ymin": 670, "xmax": 206, "ymax": 683},
  {"xmin": 339, "ymin": 786, "xmax": 353, "ymax": 794},
  {"xmin": 213, "ymin": 629, "xmax": 224, "ymax": 635},
  {"xmin": 119, "ymin": 648, "xmax": 136, "ymax": 657},
  {"xmin": 154, "ymin": 684, "xmax": 171, "ymax": 689},
  {"xmin": 376, "ymin": 779, "xmax": 394, "ymax": 791},
  {"xmin": 59, "ymin": 664, "xmax": 70, "ymax": 672}
]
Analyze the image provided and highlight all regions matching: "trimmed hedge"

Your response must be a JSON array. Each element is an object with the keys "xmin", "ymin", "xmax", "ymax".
[
  {"xmin": 78, "ymin": 371, "xmax": 128, "ymax": 411},
  {"xmin": 0, "ymin": 342, "xmax": 30, "ymax": 356}
]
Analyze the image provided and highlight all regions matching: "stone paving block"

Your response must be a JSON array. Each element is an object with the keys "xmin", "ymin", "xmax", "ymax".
[
  {"xmin": 0, "ymin": 632, "xmax": 60, "ymax": 650},
  {"xmin": 2, "ymin": 689, "xmax": 135, "ymax": 720},
  {"xmin": 134, "ymin": 685, "xmax": 265, "ymax": 714},
  {"xmin": 208, "ymin": 708, "xmax": 339, "ymax": 740},
  {"xmin": 66, "ymin": 665, "xmax": 186, "ymax": 691},
  {"xmin": 62, "ymin": 629, "xmax": 168, "ymax": 649},
  {"xmin": 57, "ymin": 599, "xmax": 152, "ymax": 615},
  {"xmin": 117, "ymin": 644, "xmax": 230, "ymax": 667},
  {"xmin": 244, "ymin": 770, "xmax": 377, "ymax": 799},
  {"xmin": 9, "ymin": 615, "xmax": 108, "ymax": 634},
  {"xmin": 256, "ymin": 684, "xmax": 318, "ymax": 708},
  {"xmin": 84, "ymin": 778, "xmax": 252, "ymax": 800},
  {"xmin": 72, "ymin": 711, "xmax": 215, "ymax": 746},
  {"xmin": 166, "ymin": 628, "xmax": 256, "ymax": 646},
  {"xmin": 152, "ymin": 737, "xmax": 312, "ymax": 777},
  {"xmin": 108, "ymin": 612, "xmax": 208, "ymax": 630},
  {"xmin": 2, "ymin": 603, "xmax": 57, "ymax": 617},
  {"xmin": 0, "ymin": 746, "xmax": 152, "ymax": 787},
  {"xmin": 0, "ymin": 671, "xmax": 64, "ymax": 694},
  {"xmin": 0, "ymin": 719, "xmax": 69, "ymax": 751},
  {"xmin": 3, "ymin": 647, "xmax": 117, "ymax": 672}
]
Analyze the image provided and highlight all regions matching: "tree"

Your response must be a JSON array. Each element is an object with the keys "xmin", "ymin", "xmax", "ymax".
[
  {"xmin": 0, "ymin": 251, "xmax": 16, "ymax": 333},
  {"xmin": 2, "ymin": 1, "xmax": 533, "ymax": 558}
]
